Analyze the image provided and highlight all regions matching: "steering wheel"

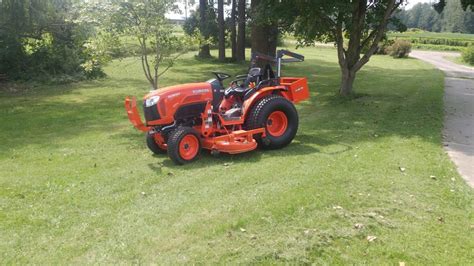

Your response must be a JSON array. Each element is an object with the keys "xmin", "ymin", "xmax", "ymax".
[
  {"xmin": 230, "ymin": 76, "xmax": 248, "ymax": 87},
  {"xmin": 212, "ymin": 72, "xmax": 231, "ymax": 82}
]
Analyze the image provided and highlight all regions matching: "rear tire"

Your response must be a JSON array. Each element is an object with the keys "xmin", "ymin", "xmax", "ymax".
[
  {"xmin": 245, "ymin": 95, "xmax": 298, "ymax": 149},
  {"xmin": 146, "ymin": 132, "xmax": 166, "ymax": 154},
  {"xmin": 167, "ymin": 127, "xmax": 201, "ymax": 165}
]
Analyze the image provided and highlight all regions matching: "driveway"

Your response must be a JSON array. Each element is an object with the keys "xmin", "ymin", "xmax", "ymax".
[{"xmin": 411, "ymin": 51, "xmax": 474, "ymax": 187}]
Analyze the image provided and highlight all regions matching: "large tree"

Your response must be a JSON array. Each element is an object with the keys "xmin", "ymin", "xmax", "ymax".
[
  {"xmin": 439, "ymin": 0, "xmax": 474, "ymax": 33},
  {"xmin": 271, "ymin": 0, "xmax": 405, "ymax": 96},
  {"xmin": 250, "ymin": 0, "xmax": 278, "ymax": 59},
  {"xmin": 434, "ymin": 0, "xmax": 473, "ymax": 12},
  {"xmin": 236, "ymin": 0, "xmax": 246, "ymax": 61},
  {"xmin": 198, "ymin": 0, "xmax": 211, "ymax": 58},
  {"xmin": 230, "ymin": 0, "xmax": 237, "ymax": 60},
  {"xmin": 217, "ymin": 0, "xmax": 225, "ymax": 61},
  {"xmin": 397, "ymin": 1, "xmax": 474, "ymax": 33}
]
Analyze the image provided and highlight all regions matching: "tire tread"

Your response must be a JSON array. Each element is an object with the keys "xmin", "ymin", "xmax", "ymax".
[
  {"xmin": 244, "ymin": 94, "xmax": 298, "ymax": 149},
  {"xmin": 167, "ymin": 127, "xmax": 201, "ymax": 164}
]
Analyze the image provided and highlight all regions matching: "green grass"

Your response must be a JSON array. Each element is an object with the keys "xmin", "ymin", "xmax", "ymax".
[
  {"xmin": 1, "ymin": 48, "xmax": 473, "ymax": 264},
  {"xmin": 444, "ymin": 54, "xmax": 474, "ymax": 67}
]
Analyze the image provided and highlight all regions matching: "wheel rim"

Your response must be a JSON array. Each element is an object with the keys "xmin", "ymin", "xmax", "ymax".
[
  {"xmin": 179, "ymin": 134, "xmax": 199, "ymax": 160},
  {"xmin": 266, "ymin": 111, "xmax": 288, "ymax": 137}
]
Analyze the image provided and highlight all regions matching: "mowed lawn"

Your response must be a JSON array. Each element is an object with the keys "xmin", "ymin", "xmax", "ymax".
[{"xmin": 0, "ymin": 48, "xmax": 473, "ymax": 264}]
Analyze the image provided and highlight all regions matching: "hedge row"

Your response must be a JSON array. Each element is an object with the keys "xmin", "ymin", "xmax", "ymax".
[{"xmin": 392, "ymin": 37, "xmax": 474, "ymax": 47}]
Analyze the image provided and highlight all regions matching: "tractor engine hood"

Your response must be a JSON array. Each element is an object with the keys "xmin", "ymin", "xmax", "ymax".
[
  {"xmin": 143, "ymin": 82, "xmax": 212, "ymax": 101},
  {"xmin": 142, "ymin": 82, "xmax": 214, "ymax": 126}
]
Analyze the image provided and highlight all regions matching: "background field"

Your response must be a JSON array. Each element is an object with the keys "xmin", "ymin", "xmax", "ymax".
[
  {"xmin": 388, "ymin": 31, "xmax": 474, "ymax": 51},
  {"xmin": 389, "ymin": 31, "xmax": 474, "ymax": 40},
  {"xmin": 0, "ymin": 48, "xmax": 473, "ymax": 264}
]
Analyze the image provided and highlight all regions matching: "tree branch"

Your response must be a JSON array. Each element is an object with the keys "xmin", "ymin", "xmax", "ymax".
[
  {"xmin": 353, "ymin": 0, "xmax": 400, "ymax": 72},
  {"xmin": 157, "ymin": 52, "xmax": 183, "ymax": 78},
  {"xmin": 141, "ymin": 37, "xmax": 154, "ymax": 87},
  {"xmin": 335, "ymin": 12, "xmax": 347, "ymax": 69},
  {"xmin": 138, "ymin": 36, "xmax": 153, "ymax": 85},
  {"xmin": 360, "ymin": 29, "xmax": 378, "ymax": 51},
  {"xmin": 347, "ymin": 0, "xmax": 368, "ymax": 67}
]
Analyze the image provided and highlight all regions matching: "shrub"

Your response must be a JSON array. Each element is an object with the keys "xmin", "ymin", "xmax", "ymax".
[
  {"xmin": 375, "ymin": 39, "xmax": 394, "ymax": 55},
  {"xmin": 461, "ymin": 45, "xmax": 474, "ymax": 66},
  {"xmin": 361, "ymin": 39, "xmax": 393, "ymax": 55},
  {"xmin": 386, "ymin": 39, "xmax": 412, "ymax": 58}
]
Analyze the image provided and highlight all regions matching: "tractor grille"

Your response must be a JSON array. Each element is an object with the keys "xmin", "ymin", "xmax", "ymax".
[{"xmin": 143, "ymin": 102, "xmax": 161, "ymax": 121}]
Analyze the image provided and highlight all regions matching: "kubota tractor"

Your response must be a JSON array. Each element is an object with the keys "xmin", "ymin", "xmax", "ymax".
[{"xmin": 125, "ymin": 49, "xmax": 310, "ymax": 164}]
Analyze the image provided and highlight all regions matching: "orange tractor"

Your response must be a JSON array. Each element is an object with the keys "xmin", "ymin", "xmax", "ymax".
[{"xmin": 125, "ymin": 49, "xmax": 310, "ymax": 164}]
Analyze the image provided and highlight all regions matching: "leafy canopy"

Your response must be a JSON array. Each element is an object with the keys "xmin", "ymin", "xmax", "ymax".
[{"xmin": 265, "ymin": 0, "xmax": 405, "ymax": 96}]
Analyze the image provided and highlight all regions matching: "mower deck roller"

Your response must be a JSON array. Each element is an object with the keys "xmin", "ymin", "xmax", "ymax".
[{"xmin": 125, "ymin": 49, "xmax": 310, "ymax": 164}]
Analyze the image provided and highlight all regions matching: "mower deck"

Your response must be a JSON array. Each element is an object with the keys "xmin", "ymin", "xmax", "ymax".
[{"xmin": 201, "ymin": 128, "xmax": 265, "ymax": 154}]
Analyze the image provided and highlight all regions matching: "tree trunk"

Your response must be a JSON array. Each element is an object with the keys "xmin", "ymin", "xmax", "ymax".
[
  {"xmin": 230, "ymin": 0, "xmax": 237, "ymax": 60},
  {"xmin": 250, "ymin": 24, "xmax": 278, "ymax": 58},
  {"xmin": 339, "ymin": 68, "xmax": 356, "ymax": 96},
  {"xmin": 250, "ymin": 0, "xmax": 278, "ymax": 63},
  {"xmin": 236, "ymin": 0, "xmax": 246, "ymax": 61},
  {"xmin": 184, "ymin": 0, "xmax": 188, "ymax": 19},
  {"xmin": 333, "ymin": 0, "xmax": 398, "ymax": 97},
  {"xmin": 217, "ymin": 0, "xmax": 225, "ymax": 61},
  {"xmin": 198, "ymin": 44, "xmax": 211, "ymax": 58},
  {"xmin": 198, "ymin": 0, "xmax": 211, "ymax": 58}
]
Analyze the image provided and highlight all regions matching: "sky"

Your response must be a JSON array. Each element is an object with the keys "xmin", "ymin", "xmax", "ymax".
[
  {"xmin": 167, "ymin": 1, "xmax": 198, "ymax": 20},
  {"xmin": 404, "ymin": 0, "xmax": 435, "ymax": 9},
  {"xmin": 166, "ymin": 0, "xmax": 436, "ymax": 20}
]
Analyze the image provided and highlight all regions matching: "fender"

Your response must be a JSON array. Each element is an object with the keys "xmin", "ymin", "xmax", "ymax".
[{"xmin": 241, "ymin": 86, "xmax": 288, "ymax": 118}]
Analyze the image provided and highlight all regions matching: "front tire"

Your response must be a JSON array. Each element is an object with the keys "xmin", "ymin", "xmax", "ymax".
[
  {"xmin": 167, "ymin": 127, "xmax": 201, "ymax": 165},
  {"xmin": 146, "ymin": 132, "xmax": 167, "ymax": 154},
  {"xmin": 245, "ymin": 95, "xmax": 298, "ymax": 149}
]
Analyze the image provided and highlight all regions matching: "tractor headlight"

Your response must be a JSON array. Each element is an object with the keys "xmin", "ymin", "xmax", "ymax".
[{"xmin": 145, "ymin": 96, "xmax": 160, "ymax": 107}]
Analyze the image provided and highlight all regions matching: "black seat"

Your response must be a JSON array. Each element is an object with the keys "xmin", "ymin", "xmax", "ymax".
[
  {"xmin": 224, "ymin": 68, "xmax": 262, "ymax": 99},
  {"xmin": 245, "ymin": 67, "xmax": 263, "ymax": 85}
]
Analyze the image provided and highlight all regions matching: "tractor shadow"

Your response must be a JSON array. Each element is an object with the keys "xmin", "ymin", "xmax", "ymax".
[{"xmin": 155, "ymin": 133, "xmax": 347, "ymax": 170}]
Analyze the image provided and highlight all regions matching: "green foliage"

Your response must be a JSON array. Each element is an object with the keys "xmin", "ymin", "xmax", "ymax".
[
  {"xmin": 397, "ymin": 37, "xmax": 473, "ymax": 47},
  {"xmin": 183, "ymin": 5, "xmax": 218, "ymax": 42},
  {"xmin": 376, "ymin": 39, "xmax": 394, "ymax": 55},
  {"xmin": 271, "ymin": 1, "xmax": 403, "ymax": 47},
  {"xmin": 390, "ymin": 29, "xmax": 474, "ymax": 39},
  {"xmin": 461, "ymin": 45, "xmax": 474, "ymax": 65},
  {"xmin": 386, "ymin": 39, "xmax": 412, "ymax": 58},
  {"xmin": 265, "ymin": 0, "xmax": 406, "ymax": 95},
  {"xmin": 388, "ymin": 30, "xmax": 474, "ymax": 51},
  {"xmin": 362, "ymin": 39, "xmax": 394, "ymax": 55},
  {"xmin": 81, "ymin": 42, "xmax": 107, "ymax": 79},
  {"xmin": 396, "ymin": 3, "xmax": 441, "ymax": 32},
  {"xmin": 396, "ymin": 1, "xmax": 474, "ymax": 34},
  {"xmin": 0, "ymin": 0, "xmax": 102, "ymax": 82},
  {"xmin": 411, "ymin": 43, "xmax": 464, "ymax": 51}
]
